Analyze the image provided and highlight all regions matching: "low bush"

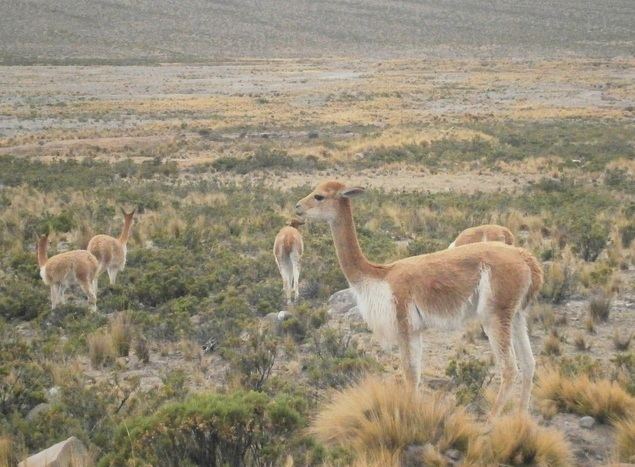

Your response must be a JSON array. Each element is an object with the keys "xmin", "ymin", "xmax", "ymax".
[{"xmin": 101, "ymin": 390, "xmax": 303, "ymax": 466}]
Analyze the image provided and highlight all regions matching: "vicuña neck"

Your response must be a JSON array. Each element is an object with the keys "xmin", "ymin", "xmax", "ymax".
[
  {"xmin": 329, "ymin": 199, "xmax": 383, "ymax": 284},
  {"xmin": 37, "ymin": 239, "xmax": 48, "ymax": 268},
  {"xmin": 119, "ymin": 218, "xmax": 133, "ymax": 244}
]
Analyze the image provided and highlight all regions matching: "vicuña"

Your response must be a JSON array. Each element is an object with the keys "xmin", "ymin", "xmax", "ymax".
[
  {"xmin": 295, "ymin": 181, "xmax": 543, "ymax": 415},
  {"xmin": 37, "ymin": 233, "xmax": 99, "ymax": 311},
  {"xmin": 449, "ymin": 224, "xmax": 514, "ymax": 248},
  {"xmin": 88, "ymin": 208, "xmax": 135, "ymax": 285},
  {"xmin": 273, "ymin": 218, "xmax": 304, "ymax": 304}
]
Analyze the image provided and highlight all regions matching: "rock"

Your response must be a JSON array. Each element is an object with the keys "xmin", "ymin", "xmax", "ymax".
[
  {"xmin": 403, "ymin": 443, "xmax": 438, "ymax": 466},
  {"xmin": 26, "ymin": 403, "xmax": 51, "ymax": 421},
  {"xmin": 327, "ymin": 288, "xmax": 356, "ymax": 315},
  {"xmin": 47, "ymin": 387, "xmax": 61, "ymax": 401},
  {"xmin": 579, "ymin": 416, "xmax": 596, "ymax": 429},
  {"xmin": 277, "ymin": 310, "xmax": 292, "ymax": 321},
  {"xmin": 18, "ymin": 436, "xmax": 90, "ymax": 467},
  {"xmin": 345, "ymin": 306, "xmax": 364, "ymax": 324},
  {"xmin": 445, "ymin": 448, "xmax": 462, "ymax": 461}
]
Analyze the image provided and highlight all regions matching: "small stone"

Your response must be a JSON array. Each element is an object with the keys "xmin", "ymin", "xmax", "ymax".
[
  {"xmin": 579, "ymin": 416, "xmax": 596, "ymax": 429},
  {"xmin": 277, "ymin": 310, "xmax": 292, "ymax": 321},
  {"xmin": 445, "ymin": 448, "xmax": 462, "ymax": 461}
]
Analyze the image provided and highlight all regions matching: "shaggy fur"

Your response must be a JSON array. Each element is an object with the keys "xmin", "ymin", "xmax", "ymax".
[
  {"xmin": 295, "ymin": 181, "xmax": 543, "ymax": 415},
  {"xmin": 449, "ymin": 224, "xmax": 514, "ymax": 248},
  {"xmin": 273, "ymin": 219, "xmax": 304, "ymax": 304},
  {"xmin": 37, "ymin": 234, "xmax": 99, "ymax": 310},
  {"xmin": 87, "ymin": 208, "xmax": 135, "ymax": 285}
]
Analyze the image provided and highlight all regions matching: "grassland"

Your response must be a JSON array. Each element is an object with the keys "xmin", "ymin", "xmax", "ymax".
[{"xmin": 0, "ymin": 59, "xmax": 634, "ymax": 465}]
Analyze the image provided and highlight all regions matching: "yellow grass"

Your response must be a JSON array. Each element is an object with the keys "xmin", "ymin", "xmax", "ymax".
[
  {"xmin": 469, "ymin": 414, "xmax": 573, "ymax": 467},
  {"xmin": 310, "ymin": 376, "xmax": 479, "ymax": 463},
  {"xmin": 614, "ymin": 417, "xmax": 635, "ymax": 463},
  {"xmin": 535, "ymin": 367, "xmax": 635, "ymax": 423},
  {"xmin": 87, "ymin": 331, "xmax": 115, "ymax": 369}
]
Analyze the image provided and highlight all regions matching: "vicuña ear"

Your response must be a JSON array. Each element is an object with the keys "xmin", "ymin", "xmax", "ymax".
[{"xmin": 339, "ymin": 186, "xmax": 365, "ymax": 198}]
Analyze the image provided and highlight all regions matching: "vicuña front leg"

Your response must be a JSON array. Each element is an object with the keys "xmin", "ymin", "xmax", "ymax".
[{"xmin": 484, "ymin": 320, "xmax": 518, "ymax": 417}]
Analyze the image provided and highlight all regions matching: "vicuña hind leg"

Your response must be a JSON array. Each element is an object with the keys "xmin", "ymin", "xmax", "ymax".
[
  {"xmin": 79, "ymin": 279, "xmax": 97, "ymax": 312},
  {"xmin": 512, "ymin": 312, "xmax": 535, "ymax": 412},
  {"xmin": 107, "ymin": 268, "xmax": 118, "ymax": 285},
  {"xmin": 398, "ymin": 333, "xmax": 423, "ymax": 389},
  {"xmin": 292, "ymin": 260, "xmax": 300, "ymax": 302},
  {"xmin": 484, "ymin": 319, "xmax": 517, "ymax": 417}
]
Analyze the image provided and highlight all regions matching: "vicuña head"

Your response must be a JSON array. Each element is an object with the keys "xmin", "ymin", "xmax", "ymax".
[
  {"xmin": 87, "ymin": 207, "xmax": 136, "ymax": 286},
  {"xmin": 37, "ymin": 231, "xmax": 99, "ymax": 311},
  {"xmin": 296, "ymin": 181, "xmax": 543, "ymax": 416}
]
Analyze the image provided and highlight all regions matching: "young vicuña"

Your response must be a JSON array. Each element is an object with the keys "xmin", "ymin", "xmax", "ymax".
[
  {"xmin": 37, "ymin": 233, "xmax": 99, "ymax": 311},
  {"xmin": 295, "ymin": 181, "xmax": 543, "ymax": 415},
  {"xmin": 273, "ymin": 218, "xmax": 304, "ymax": 304},
  {"xmin": 87, "ymin": 208, "xmax": 135, "ymax": 285},
  {"xmin": 449, "ymin": 224, "xmax": 514, "ymax": 248}
]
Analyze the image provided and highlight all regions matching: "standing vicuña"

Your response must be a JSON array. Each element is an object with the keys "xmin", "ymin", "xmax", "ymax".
[
  {"xmin": 295, "ymin": 181, "xmax": 543, "ymax": 415},
  {"xmin": 449, "ymin": 224, "xmax": 514, "ymax": 248},
  {"xmin": 273, "ymin": 218, "xmax": 304, "ymax": 304},
  {"xmin": 87, "ymin": 208, "xmax": 135, "ymax": 285},
  {"xmin": 37, "ymin": 233, "xmax": 99, "ymax": 311}
]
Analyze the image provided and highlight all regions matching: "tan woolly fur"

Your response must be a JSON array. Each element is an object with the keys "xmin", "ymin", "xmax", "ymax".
[
  {"xmin": 273, "ymin": 218, "xmax": 304, "ymax": 304},
  {"xmin": 449, "ymin": 224, "xmax": 515, "ymax": 248},
  {"xmin": 87, "ymin": 208, "xmax": 135, "ymax": 285},
  {"xmin": 295, "ymin": 181, "xmax": 543, "ymax": 416}
]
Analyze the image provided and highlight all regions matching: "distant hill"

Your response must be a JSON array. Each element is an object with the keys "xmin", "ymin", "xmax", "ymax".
[{"xmin": 1, "ymin": 0, "xmax": 633, "ymax": 63}]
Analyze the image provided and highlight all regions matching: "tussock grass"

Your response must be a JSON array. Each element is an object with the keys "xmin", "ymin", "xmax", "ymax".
[
  {"xmin": 110, "ymin": 312, "xmax": 132, "ymax": 357},
  {"xmin": 614, "ymin": 417, "xmax": 635, "ymax": 463},
  {"xmin": 470, "ymin": 414, "xmax": 572, "ymax": 467},
  {"xmin": 613, "ymin": 330, "xmax": 632, "ymax": 351},
  {"xmin": 589, "ymin": 288, "xmax": 612, "ymax": 323},
  {"xmin": 310, "ymin": 377, "xmax": 478, "ymax": 463},
  {"xmin": 0, "ymin": 436, "xmax": 14, "ymax": 467},
  {"xmin": 535, "ymin": 367, "xmax": 635, "ymax": 423},
  {"xmin": 88, "ymin": 331, "xmax": 115, "ymax": 368}
]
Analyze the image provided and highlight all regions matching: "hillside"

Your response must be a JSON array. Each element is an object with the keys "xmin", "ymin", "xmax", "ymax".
[{"xmin": 1, "ymin": 0, "xmax": 634, "ymax": 63}]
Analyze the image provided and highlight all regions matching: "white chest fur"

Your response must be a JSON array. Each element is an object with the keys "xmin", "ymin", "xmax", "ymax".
[{"xmin": 351, "ymin": 279, "xmax": 398, "ymax": 348}]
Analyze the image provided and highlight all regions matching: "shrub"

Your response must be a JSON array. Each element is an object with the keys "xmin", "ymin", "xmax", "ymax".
[
  {"xmin": 231, "ymin": 331, "xmax": 278, "ymax": 390},
  {"xmin": 540, "ymin": 259, "xmax": 577, "ymax": 304},
  {"xmin": 0, "ymin": 278, "xmax": 48, "ymax": 321},
  {"xmin": 445, "ymin": 356, "xmax": 491, "ymax": 404},
  {"xmin": 573, "ymin": 333, "xmax": 591, "ymax": 352},
  {"xmin": 311, "ymin": 377, "xmax": 479, "ymax": 464},
  {"xmin": 614, "ymin": 417, "xmax": 635, "ymax": 463},
  {"xmin": 102, "ymin": 391, "xmax": 303, "ymax": 466},
  {"xmin": 535, "ymin": 368, "xmax": 635, "ymax": 423}
]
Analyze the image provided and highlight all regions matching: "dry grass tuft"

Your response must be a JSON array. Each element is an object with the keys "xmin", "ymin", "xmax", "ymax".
[
  {"xmin": 589, "ymin": 288, "xmax": 612, "ymax": 323},
  {"xmin": 469, "ymin": 414, "xmax": 572, "ymax": 467},
  {"xmin": 535, "ymin": 367, "xmax": 635, "ymax": 423},
  {"xmin": 110, "ymin": 312, "xmax": 132, "ymax": 357},
  {"xmin": 88, "ymin": 331, "xmax": 115, "ymax": 368},
  {"xmin": 133, "ymin": 336, "xmax": 150, "ymax": 364},
  {"xmin": 613, "ymin": 330, "xmax": 632, "ymax": 351},
  {"xmin": 614, "ymin": 417, "xmax": 635, "ymax": 463},
  {"xmin": 310, "ymin": 377, "xmax": 478, "ymax": 464},
  {"xmin": 573, "ymin": 333, "xmax": 591, "ymax": 352},
  {"xmin": 543, "ymin": 331, "xmax": 562, "ymax": 356},
  {"xmin": 0, "ymin": 436, "xmax": 15, "ymax": 467}
]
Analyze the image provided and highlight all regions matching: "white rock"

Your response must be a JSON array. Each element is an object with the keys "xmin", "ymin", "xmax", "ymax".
[
  {"xmin": 18, "ymin": 436, "xmax": 90, "ymax": 467},
  {"xmin": 579, "ymin": 416, "xmax": 596, "ymax": 429},
  {"xmin": 277, "ymin": 310, "xmax": 292, "ymax": 321}
]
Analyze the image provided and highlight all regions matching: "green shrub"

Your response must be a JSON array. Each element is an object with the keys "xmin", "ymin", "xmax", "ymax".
[
  {"xmin": 445, "ymin": 355, "xmax": 492, "ymax": 404},
  {"xmin": 101, "ymin": 391, "xmax": 303, "ymax": 466}
]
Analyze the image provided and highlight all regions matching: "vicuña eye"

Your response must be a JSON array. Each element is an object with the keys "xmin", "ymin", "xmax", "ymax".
[{"xmin": 314, "ymin": 194, "xmax": 325, "ymax": 201}]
